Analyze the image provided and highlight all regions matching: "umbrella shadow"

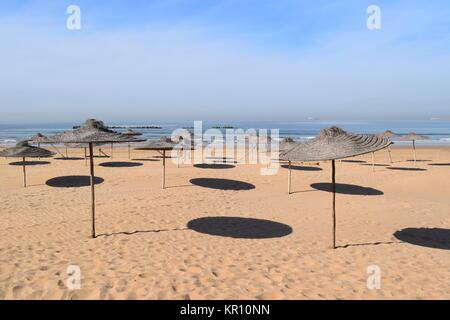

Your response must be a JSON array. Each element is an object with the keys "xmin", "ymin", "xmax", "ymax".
[
  {"xmin": 394, "ymin": 228, "xmax": 450, "ymax": 250},
  {"xmin": 190, "ymin": 178, "xmax": 255, "ymax": 191},
  {"xmin": 360, "ymin": 163, "xmax": 391, "ymax": 167},
  {"xmin": 132, "ymin": 158, "xmax": 160, "ymax": 162},
  {"xmin": 96, "ymin": 227, "xmax": 188, "ymax": 238},
  {"xmin": 406, "ymin": 159, "xmax": 431, "ymax": 162},
  {"xmin": 194, "ymin": 163, "xmax": 236, "ymax": 169},
  {"xmin": 311, "ymin": 183, "xmax": 384, "ymax": 195},
  {"xmin": 281, "ymin": 164, "xmax": 322, "ymax": 171},
  {"xmin": 98, "ymin": 161, "xmax": 143, "ymax": 168},
  {"xmin": 210, "ymin": 160, "xmax": 238, "ymax": 164},
  {"xmin": 387, "ymin": 167, "xmax": 427, "ymax": 171},
  {"xmin": 336, "ymin": 241, "xmax": 400, "ymax": 249},
  {"xmin": 54, "ymin": 157, "xmax": 85, "ymax": 161},
  {"xmin": 46, "ymin": 175, "xmax": 104, "ymax": 188},
  {"xmin": 341, "ymin": 160, "xmax": 367, "ymax": 163},
  {"xmin": 9, "ymin": 161, "xmax": 51, "ymax": 166},
  {"xmin": 428, "ymin": 163, "xmax": 450, "ymax": 166},
  {"xmin": 187, "ymin": 216, "xmax": 293, "ymax": 239}
]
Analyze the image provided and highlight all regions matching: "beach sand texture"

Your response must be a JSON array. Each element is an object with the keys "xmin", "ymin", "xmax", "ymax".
[{"xmin": 0, "ymin": 146, "xmax": 449, "ymax": 299}]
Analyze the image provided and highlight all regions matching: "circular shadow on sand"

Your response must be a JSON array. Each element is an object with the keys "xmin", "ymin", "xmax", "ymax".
[
  {"xmin": 54, "ymin": 157, "xmax": 85, "ymax": 161},
  {"xmin": 406, "ymin": 159, "xmax": 431, "ymax": 162},
  {"xmin": 311, "ymin": 183, "xmax": 383, "ymax": 195},
  {"xmin": 46, "ymin": 175, "xmax": 104, "ymax": 188},
  {"xmin": 190, "ymin": 178, "xmax": 255, "ymax": 191},
  {"xmin": 360, "ymin": 163, "xmax": 391, "ymax": 167},
  {"xmin": 281, "ymin": 164, "xmax": 322, "ymax": 171},
  {"xmin": 394, "ymin": 228, "xmax": 450, "ymax": 250},
  {"xmin": 428, "ymin": 163, "xmax": 450, "ymax": 167},
  {"xmin": 194, "ymin": 163, "xmax": 236, "ymax": 169},
  {"xmin": 341, "ymin": 160, "xmax": 367, "ymax": 163},
  {"xmin": 387, "ymin": 167, "xmax": 427, "ymax": 171},
  {"xmin": 132, "ymin": 158, "xmax": 160, "ymax": 162},
  {"xmin": 188, "ymin": 216, "xmax": 292, "ymax": 239},
  {"xmin": 98, "ymin": 161, "xmax": 143, "ymax": 168},
  {"xmin": 9, "ymin": 161, "xmax": 51, "ymax": 166}
]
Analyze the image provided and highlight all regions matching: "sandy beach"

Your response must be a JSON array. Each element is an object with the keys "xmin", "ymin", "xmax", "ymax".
[{"xmin": 0, "ymin": 145, "xmax": 449, "ymax": 300}]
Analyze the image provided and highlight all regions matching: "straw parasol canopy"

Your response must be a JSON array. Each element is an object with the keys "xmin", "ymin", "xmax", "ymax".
[
  {"xmin": 378, "ymin": 130, "xmax": 400, "ymax": 139},
  {"xmin": 121, "ymin": 129, "xmax": 143, "ymax": 159},
  {"xmin": 45, "ymin": 119, "xmax": 145, "ymax": 238},
  {"xmin": 30, "ymin": 133, "xmax": 67, "ymax": 158},
  {"xmin": 134, "ymin": 136, "xmax": 178, "ymax": 189},
  {"xmin": 30, "ymin": 133, "xmax": 50, "ymax": 143},
  {"xmin": 398, "ymin": 132, "xmax": 429, "ymax": 165},
  {"xmin": 279, "ymin": 137, "xmax": 298, "ymax": 153},
  {"xmin": 280, "ymin": 126, "xmax": 392, "ymax": 249},
  {"xmin": 0, "ymin": 140, "xmax": 55, "ymax": 187},
  {"xmin": 399, "ymin": 132, "xmax": 429, "ymax": 142},
  {"xmin": 377, "ymin": 130, "xmax": 400, "ymax": 164}
]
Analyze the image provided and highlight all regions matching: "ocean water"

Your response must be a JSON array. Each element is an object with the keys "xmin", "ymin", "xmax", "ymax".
[{"xmin": 1, "ymin": 120, "xmax": 450, "ymax": 146}]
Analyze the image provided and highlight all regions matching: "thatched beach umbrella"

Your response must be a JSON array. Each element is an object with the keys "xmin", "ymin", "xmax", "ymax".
[
  {"xmin": 276, "ymin": 137, "xmax": 299, "ymax": 175},
  {"xmin": 121, "ymin": 129, "xmax": 143, "ymax": 159},
  {"xmin": 45, "ymin": 119, "xmax": 145, "ymax": 238},
  {"xmin": 280, "ymin": 126, "xmax": 391, "ymax": 249},
  {"xmin": 0, "ymin": 141, "xmax": 55, "ymax": 187},
  {"xmin": 30, "ymin": 133, "xmax": 66, "ymax": 158},
  {"xmin": 30, "ymin": 133, "xmax": 49, "ymax": 147},
  {"xmin": 279, "ymin": 137, "xmax": 298, "ymax": 153},
  {"xmin": 377, "ymin": 130, "xmax": 400, "ymax": 164},
  {"xmin": 134, "ymin": 137, "xmax": 177, "ymax": 189},
  {"xmin": 398, "ymin": 132, "xmax": 429, "ymax": 165}
]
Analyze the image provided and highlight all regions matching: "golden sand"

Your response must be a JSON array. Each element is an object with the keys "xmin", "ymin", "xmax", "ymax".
[{"xmin": 0, "ymin": 146, "xmax": 449, "ymax": 299}]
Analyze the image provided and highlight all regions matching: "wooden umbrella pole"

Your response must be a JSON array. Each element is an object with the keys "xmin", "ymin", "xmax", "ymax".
[
  {"xmin": 332, "ymin": 160, "xmax": 336, "ymax": 249},
  {"xmin": 372, "ymin": 152, "xmax": 375, "ymax": 172},
  {"xmin": 387, "ymin": 146, "xmax": 393, "ymax": 164},
  {"xmin": 51, "ymin": 144, "xmax": 65, "ymax": 158},
  {"xmin": 38, "ymin": 143, "xmax": 41, "ymax": 160},
  {"xmin": 111, "ymin": 143, "xmax": 114, "ymax": 159},
  {"xmin": 22, "ymin": 156, "xmax": 27, "ymax": 187},
  {"xmin": 256, "ymin": 139, "xmax": 259, "ymax": 164},
  {"xmin": 89, "ymin": 142, "xmax": 96, "ymax": 238},
  {"xmin": 177, "ymin": 149, "xmax": 180, "ymax": 168},
  {"xmin": 288, "ymin": 160, "xmax": 292, "ymax": 194},
  {"xmin": 162, "ymin": 150, "xmax": 166, "ymax": 189},
  {"xmin": 65, "ymin": 146, "xmax": 68, "ymax": 158},
  {"xmin": 412, "ymin": 140, "xmax": 416, "ymax": 165},
  {"xmin": 84, "ymin": 147, "xmax": 87, "ymax": 166},
  {"xmin": 223, "ymin": 143, "xmax": 226, "ymax": 163},
  {"xmin": 128, "ymin": 143, "xmax": 131, "ymax": 160}
]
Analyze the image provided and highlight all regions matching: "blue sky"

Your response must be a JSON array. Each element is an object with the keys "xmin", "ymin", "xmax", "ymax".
[{"xmin": 0, "ymin": 0, "xmax": 449, "ymax": 123}]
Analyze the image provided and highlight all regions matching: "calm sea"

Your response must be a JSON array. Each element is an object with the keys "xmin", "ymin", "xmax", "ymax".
[{"xmin": 1, "ymin": 120, "xmax": 450, "ymax": 146}]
